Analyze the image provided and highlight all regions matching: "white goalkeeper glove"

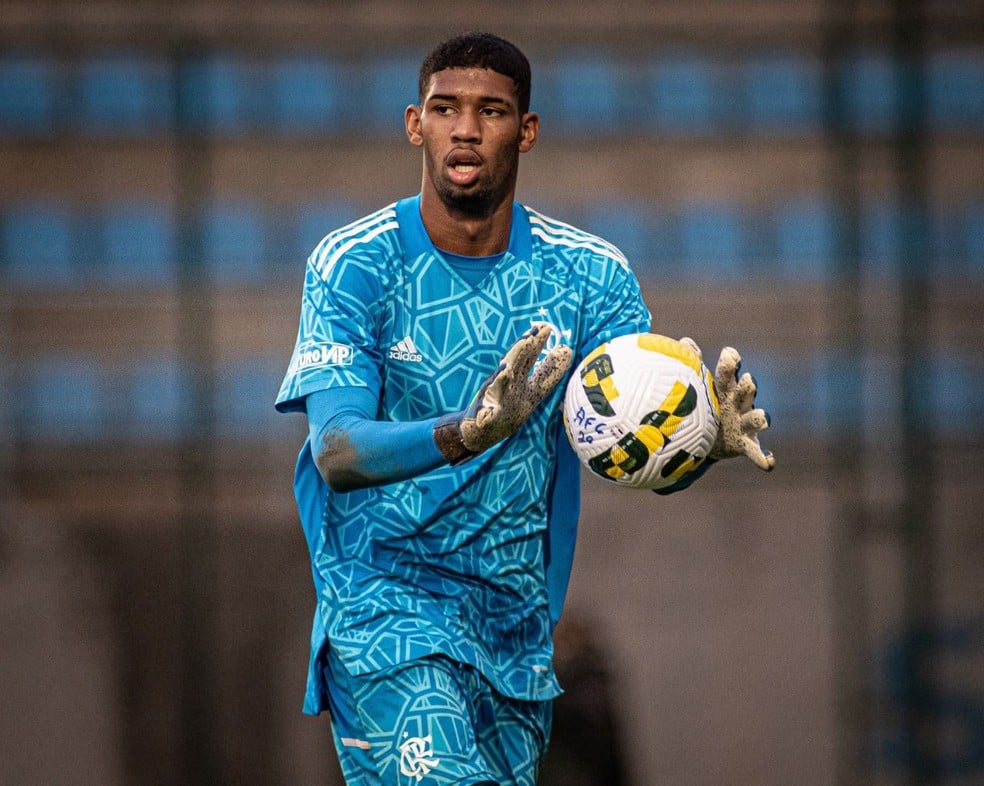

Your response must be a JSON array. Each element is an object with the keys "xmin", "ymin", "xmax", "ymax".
[
  {"xmin": 434, "ymin": 323, "xmax": 573, "ymax": 465},
  {"xmin": 680, "ymin": 337, "xmax": 775, "ymax": 471}
]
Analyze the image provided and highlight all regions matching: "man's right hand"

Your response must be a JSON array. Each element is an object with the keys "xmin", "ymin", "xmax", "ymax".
[{"xmin": 433, "ymin": 323, "xmax": 572, "ymax": 465}]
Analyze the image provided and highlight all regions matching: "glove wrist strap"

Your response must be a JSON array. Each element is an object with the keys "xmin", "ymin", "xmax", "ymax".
[{"xmin": 433, "ymin": 413, "xmax": 478, "ymax": 466}]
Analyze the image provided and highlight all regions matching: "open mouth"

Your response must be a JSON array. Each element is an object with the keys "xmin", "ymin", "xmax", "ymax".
[{"xmin": 447, "ymin": 150, "xmax": 483, "ymax": 184}]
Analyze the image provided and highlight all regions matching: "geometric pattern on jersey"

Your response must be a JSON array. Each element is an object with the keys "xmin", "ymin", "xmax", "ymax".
[
  {"xmin": 326, "ymin": 653, "xmax": 550, "ymax": 786},
  {"xmin": 276, "ymin": 194, "xmax": 651, "ymax": 714}
]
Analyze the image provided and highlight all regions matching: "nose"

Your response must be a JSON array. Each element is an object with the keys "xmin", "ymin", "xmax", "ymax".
[{"xmin": 451, "ymin": 109, "xmax": 481, "ymax": 143}]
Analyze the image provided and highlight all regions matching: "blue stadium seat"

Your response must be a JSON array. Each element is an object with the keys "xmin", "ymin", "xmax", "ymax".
[
  {"xmin": 178, "ymin": 54, "xmax": 265, "ymax": 133},
  {"xmin": 839, "ymin": 51, "xmax": 898, "ymax": 133},
  {"xmin": 815, "ymin": 350, "xmax": 983, "ymax": 440},
  {"xmin": 645, "ymin": 53, "xmax": 720, "ymax": 133},
  {"xmin": 78, "ymin": 54, "xmax": 172, "ymax": 134},
  {"xmin": 927, "ymin": 50, "xmax": 984, "ymax": 131},
  {"xmin": 964, "ymin": 201, "xmax": 984, "ymax": 278},
  {"xmin": 860, "ymin": 201, "xmax": 901, "ymax": 277},
  {"xmin": 930, "ymin": 355, "xmax": 982, "ymax": 434},
  {"xmin": 812, "ymin": 354, "xmax": 867, "ymax": 434},
  {"xmin": 742, "ymin": 53, "xmax": 822, "ymax": 134},
  {"xmin": 96, "ymin": 202, "xmax": 176, "ymax": 286},
  {"xmin": 543, "ymin": 55, "xmax": 620, "ymax": 131},
  {"xmin": 0, "ymin": 55, "xmax": 55, "ymax": 135},
  {"xmin": 2, "ymin": 201, "xmax": 77, "ymax": 285},
  {"xmin": 126, "ymin": 359, "xmax": 187, "ymax": 439},
  {"xmin": 202, "ymin": 201, "xmax": 268, "ymax": 281},
  {"xmin": 922, "ymin": 205, "xmax": 961, "ymax": 279},
  {"xmin": 815, "ymin": 352, "xmax": 982, "ymax": 439},
  {"xmin": 24, "ymin": 358, "xmax": 105, "ymax": 441},
  {"xmin": 677, "ymin": 202, "xmax": 746, "ymax": 277},
  {"xmin": 368, "ymin": 56, "xmax": 419, "ymax": 134},
  {"xmin": 862, "ymin": 201, "xmax": 943, "ymax": 278},
  {"xmin": 580, "ymin": 201, "xmax": 652, "ymax": 267},
  {"xmin": 774, "ymin": 198, "xmax": 838, "ymax": 280},
  {"xmin": 746, "ymin": 355, "xmax": 806, "ymax": 434},
  {"xmin": 272, "ymin": 55, "xmax": 347, "ymax": 134},
  {"xmin": 216, "ymin": 361, "xmax": 284, "ymax": 436}
]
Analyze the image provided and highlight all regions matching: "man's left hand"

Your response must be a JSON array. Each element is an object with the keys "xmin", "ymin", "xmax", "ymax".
[{"xmin": 680, "ymin": 337, "xmax": 775, "ymax": 471}]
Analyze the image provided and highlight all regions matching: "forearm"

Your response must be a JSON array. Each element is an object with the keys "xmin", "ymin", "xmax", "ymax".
[
  {"xmin": 306, "ymin": 323, "xmax": 571, "ymax": 492},
  {"xmin": 306, "ymin": 387, "xmax": 445, "ymax": 493},
  {"xmin": 313, "ymin": 414, "xmax": 446, "ymax": 492}
]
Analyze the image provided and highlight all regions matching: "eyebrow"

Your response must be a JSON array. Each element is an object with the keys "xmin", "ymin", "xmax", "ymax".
[{"xmin": 426, "ymin": 93, "xmax": 513, "ymax": 106}]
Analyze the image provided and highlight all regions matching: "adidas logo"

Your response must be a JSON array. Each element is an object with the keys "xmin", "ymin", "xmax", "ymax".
[{"xmin": 388, "ymin": 336, "xmax": 424, "ymax": 363}]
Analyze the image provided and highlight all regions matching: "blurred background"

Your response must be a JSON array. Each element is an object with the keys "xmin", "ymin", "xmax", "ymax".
[{"xmin": 1, "ymin": 1, "xmax": 982, "ymax": 784}]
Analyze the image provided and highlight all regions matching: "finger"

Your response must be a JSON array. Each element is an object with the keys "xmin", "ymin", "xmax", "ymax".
[
  {"xmin": 529, "ymin": 344, "xmax": 572, "ymax": 397},
  {"xmin": 714, "ymin": 347, "xmax": 741, "ymax": 394},
  {"xmin": 503, "ymin": 323, "xmax": 552, "ymax": 377},
  {"xmin": 678, "ymin": 336, "xmax": 702, "ymax": 362},
  {"xmin": 740, "ymin": 408, "xmax": 770, "ymax": 434},
  {"xmin": 734, "ymin": 372, "xmax": 758, "ymax": 413},
  {"xmin": 483, "ymin": 364, "xmax": 511, "ymax": 402},
  {"xmin": 742, "ymin": 436, "xmax": 776, "ymax": 471},
  {"xmin": 473, "ymin": 405, "xmax": 496, "ymax": 428}
]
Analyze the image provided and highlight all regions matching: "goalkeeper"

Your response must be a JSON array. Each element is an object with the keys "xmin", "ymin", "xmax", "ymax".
[{"xmin": 275, "ymin": 31, "xmax": 773, "ymax": 786}]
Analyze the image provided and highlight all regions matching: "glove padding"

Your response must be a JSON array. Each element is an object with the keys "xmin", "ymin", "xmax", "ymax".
[
  {"xmin": 434, "ymin": 323, "xmax": 573, "ymax": 465},
  {"xmin": 680, "ymin": 337, "xmax": 775, "ymax": 471}
]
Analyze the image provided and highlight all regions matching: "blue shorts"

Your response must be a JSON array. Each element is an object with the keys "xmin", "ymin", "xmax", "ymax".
[{"xmin": 323, "ymin": 650, "xmax": 552, "ymax": 785}]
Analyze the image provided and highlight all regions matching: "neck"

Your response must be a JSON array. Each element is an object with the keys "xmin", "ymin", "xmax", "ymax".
[{"xmin": 419, "ymin": 190, "xmax": 513, "ymax": 256}]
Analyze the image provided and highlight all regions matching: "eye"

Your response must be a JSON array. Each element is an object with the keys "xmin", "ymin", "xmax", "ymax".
[{"xmin": 480, "ymin": 106, "xmax": 505, "ymax": 117}]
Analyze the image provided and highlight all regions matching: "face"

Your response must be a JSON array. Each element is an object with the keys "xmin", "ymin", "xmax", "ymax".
[{"xmin": 405, "ymin": 67, "xmax": 538, "ymax": 217}]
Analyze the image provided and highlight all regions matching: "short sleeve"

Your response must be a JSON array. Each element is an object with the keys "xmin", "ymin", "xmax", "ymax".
[
  {"xmin": 580, "ymin": 252, "xmax": 651, "ymax": 358},
  {"xmin": 275, "ymin": 248, "xmax": 387, "ymax": 413}
]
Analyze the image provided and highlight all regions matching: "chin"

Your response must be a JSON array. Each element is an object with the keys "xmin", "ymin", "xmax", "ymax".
[{"xmin": 440, "ymin": 187, "xmax": 498, "ymax": 217}]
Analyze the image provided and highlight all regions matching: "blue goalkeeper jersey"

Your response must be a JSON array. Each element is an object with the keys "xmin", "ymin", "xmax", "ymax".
[{"xmin": 276, "ymin": 195, "xmax": 650, "ymax": 714}]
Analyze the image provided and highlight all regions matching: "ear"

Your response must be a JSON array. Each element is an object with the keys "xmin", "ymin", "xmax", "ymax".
[
  {"xmin": 405, "ymin": 104, "xmax": 423, "ymax": 147},
  {"xmin": 518, "ymin": 112, "xmax": 539, "ymax": 153}
]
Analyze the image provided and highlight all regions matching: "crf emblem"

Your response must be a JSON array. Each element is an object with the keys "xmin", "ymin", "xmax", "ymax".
[{"xmin": 399, "ymin": 734, "xmax": 440, "ymax": 781}]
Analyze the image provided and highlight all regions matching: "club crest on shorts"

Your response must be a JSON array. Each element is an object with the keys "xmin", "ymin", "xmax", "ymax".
[{"xmin": 399, "ymin": 733, "xmax": 440, "ymax": 781}]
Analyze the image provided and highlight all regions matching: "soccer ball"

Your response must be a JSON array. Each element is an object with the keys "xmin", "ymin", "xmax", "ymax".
[{"xmin": 562, "ymin": 333, "xmax": 721, "ymax": 490}]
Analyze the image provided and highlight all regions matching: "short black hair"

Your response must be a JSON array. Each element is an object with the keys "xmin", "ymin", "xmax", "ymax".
[{"xmin": 418, "ymin": 32, "xmax": 532, "ymax": 115}]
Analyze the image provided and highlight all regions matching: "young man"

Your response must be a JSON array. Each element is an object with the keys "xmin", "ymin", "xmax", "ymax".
[{"xmin": 276, "ymin": 32, "xmax": 773, "ymax": 786}]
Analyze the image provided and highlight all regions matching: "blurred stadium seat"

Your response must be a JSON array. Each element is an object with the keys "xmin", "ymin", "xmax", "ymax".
[
  {"xmin": 2, "ymin": 201, "xmax": 77, "ymax": 285},
  {"xmin": 773, "ymin": 198, "xmax": 838, "ymax": 280},
  {"xmin": 542, "ymin": 55, "xmax": 621, "ymax": 132},
  {"xmin": 742, "ymin": 53, "xmax": 822, "ymax": 135},
  {"xmin": 23, "ymin": 358, "xmax": 105, "ymax": 441},
  {"xmin": 216, "ymin": 360, "xmax": 285, "ymax": 435},
  {"xmin": 4, "ymin": 47, "xmax": 983, "ymax": 139},
  {"xmin": 202, "ymin": 201, "xmax": 269, "ymax": 281},
  {"xmin": 812, "ymin": 354, "xmax": 867, "ymax": 434},
  {"xmin": 677, "ymin": 201, "xmax": 746, "ymax": 277},
  {"xmin": 0, "ymin": 54, "xmax": 55, "ymax": 134},
  {"xmin": 580, "ymin": 201, "xmax": 653, "ymax": 268},
  {"xmin": 178, "ymin": 53, "xmax": 266, "ymax": 133},
  {"xmin": 368, "ymin": 55, "xmax": 419, "ymax": 134},
  {"xmin": 96, "ymin": 202, "xmax": 177, "ymax": 286},
  {"xmin": 927, "ymin": 49, "xmax": 984, "ymax": 131},
  {"xmin": 746, "ymin": 354, "xmax": 806, "ymax": 434},
  {"xmin": 840, "ymin": 51, "xmax": 899, "ymax": 133},
  {"xmin": 930, "ymin": 354, "xmax": 982, "ymax": 434},
  {"xmin": 645, "ymin": 53, "xmax": 722, "ymax": 134},
  {"xmin": 860, "ymin": 201, "xmax": 903, "ymax": 277},
  {"xmin": 125, "ymin": 359, "xmax": 187, "ymax": 439},
  {"xmin": 78, "ymin": 54, "xmax": 172, "ymax": 134},
  {"xmin": 964, "ymin": 200, "xmax": 984, "ymax": 277},
  {"xmin": 271, "ymin": 55, "xmax": 347, "ymax": 134}
]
